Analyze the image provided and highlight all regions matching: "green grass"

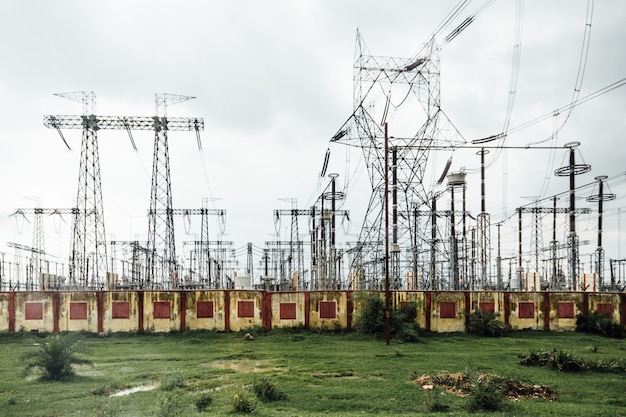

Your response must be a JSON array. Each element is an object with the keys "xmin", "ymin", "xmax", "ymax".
[{"xmin": 0, "ymin": 330, "xmax": 625, "ymax": 416}]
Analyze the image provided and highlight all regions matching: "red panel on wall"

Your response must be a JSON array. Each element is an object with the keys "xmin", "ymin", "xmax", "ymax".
[
  {"xmin": 518, "ymin": 302, "xmax": 535, "ymax": 319},
  {"xmin": 440, "ymin": 302, "xmax": 456, "ymax": 318},
  {"xmin": 238, "ymin": 300, "xmax": 255, "ymax": 318},
  {"xmin": 25, "ymin": 302, "xmax": 43, "ymax": 320},
  {"xmin": 112, "ymin": 302, "xmax": 130, "ymax": 319},
  {"xmin": 479, "ymin": 302, "xmax": 495, "ymax": 313},
  {"xmin": 557, "ymin": 302, "xmax": 575, "ymax": 318},
  {"xmin": 280, "ymin": 303, "xmax": 297, "ymax": 320},
  {"xmin": 70, "ymin": 302, "xmax": 88, "ymax": 320},
  {"xmin": 319, "ymin": 301, "xmax": 337, "ymax": 319},
  {"xmin": 153, "ymin": 302, "xmax": 171, "ymax": 319},
  {"xmin": 597, "ymin": 302, "xmax": 613, "ymax": 318},
  {"xmin": 197, "ymin": 301, "xmax": 214, "ymax": 318}
]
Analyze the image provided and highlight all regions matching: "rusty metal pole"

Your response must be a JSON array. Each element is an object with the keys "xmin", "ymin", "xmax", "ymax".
[{"xmin": 385, "ymin": 123, "xmax": 390, "ymax": 345}]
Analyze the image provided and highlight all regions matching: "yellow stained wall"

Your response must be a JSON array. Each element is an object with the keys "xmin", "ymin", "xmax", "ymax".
[
  {"xmin": 228, "ymin": 291, "xmax": 263, "ymax": 332},
  {"xmin": 13, "ymin": 292, "xmax": 54, "ymax": 333},
  {"xmin": 430, "ymin": 292, "xmax": 466, "ymax": 332},
  {"xmin": 469, "ymin": 292, "xmax": 504, "ymax": 315},
  {"xmin": 308, "ymin": 291, "xmax": 348, "ymax": 330},
  {"xmin": 508, "ymin": 292, "xmax": 545, "ymax": 330},
  {"xmin": 58, "ymin": 292, "xmax": 99, "ymax": 332},
  {"xmin": 0, "ymin": 293, "xmax": 9, "ymax": 332},
  {"xmin": 143, "ymin": 292, "xmax": 181, "ymax": 332},
  {"xmin": 270, "ymin": 292, "xmax": 305, "ymax": 328},
  {"xmin": 184, "ymin": 291, "xmax": 226, "ymax": 331},
  {"xmin": 547, "ymin": 292, "xmax": 583, "ymax": 331},
  {"xmin": 102, "ymin": 291, "xmax": 140, "ymax": 333},
  {"xmin": 392, "ymin": 291, "xmax": 426, "ymax": 328},
  {"xmin": 589, "ymin": 293, "xmax": 622, "ymax": 323}
]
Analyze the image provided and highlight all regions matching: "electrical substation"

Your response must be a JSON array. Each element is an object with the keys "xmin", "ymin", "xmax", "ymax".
[{"xmin": 1, "ymin": 2, "xmax": 626, "ymax": 334}]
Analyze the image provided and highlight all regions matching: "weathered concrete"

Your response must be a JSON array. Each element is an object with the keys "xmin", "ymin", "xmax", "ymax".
[{"xmin": 0, "ymin": 289, "xmax": 625, "ymax": 334}]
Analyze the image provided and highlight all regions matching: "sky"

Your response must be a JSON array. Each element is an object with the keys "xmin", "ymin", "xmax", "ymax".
[{"xmin": 1, "ymin": 0, "xmax": 625, "ymax": 283}]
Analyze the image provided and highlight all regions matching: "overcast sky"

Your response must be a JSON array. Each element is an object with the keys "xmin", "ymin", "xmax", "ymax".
[{"xmin": 1, "ymin": 0, "xmax": 625, "ymax": 279}]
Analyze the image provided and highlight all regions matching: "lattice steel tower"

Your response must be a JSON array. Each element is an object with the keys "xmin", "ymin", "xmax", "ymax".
[
  {"xmin": 148, "ymin": 93, "xmax": 203, "ymax": 288},
  {"xmin": 45, "ymin": 92, "xmax": 107, "ymax": 288},
  {"xmin": 331, "ymin": 31, "xmax": 465, "ymax": 288}
]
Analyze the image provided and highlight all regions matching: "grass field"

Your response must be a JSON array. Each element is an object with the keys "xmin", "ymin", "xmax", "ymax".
[{"xmin": 0, "ymin": 329, "xmax": 625, "ymax": 416}]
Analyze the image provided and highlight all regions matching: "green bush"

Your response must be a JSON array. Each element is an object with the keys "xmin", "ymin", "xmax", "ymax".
[
  {"xmin": 194, "ymin": 392, "xmax": 213, "ymax": 412},
  {"xmin": 160, "ymin": 372, "xmax": 186, "ymax": 391},
  {"xmin": 251, "ymin": 376, "xmax": 287, "ymax": 402},
  {"xmin": 151, "ymin": 391, "xmax": 183, "ymax": 417},
  {"xmin": 466, "ymin": 375, "xmax": 506, "ymax": 412},
  {"xmin": 231, "ymin": 388, "xmax": 257, "ymax": 413},
  {"xmin": 21, "ymin": 333, "xmax": 92, "ymax": 381},
  {"xmin": 576, "ymin": 312, "xmax": 624, "ymax": 339},
  {"xmin": 468, "ymin": 308, "xmax": 505, "ymax": 337},
  {"xmin": 355, "ymin": 295, "xmax": 422, "ymax": 341}
]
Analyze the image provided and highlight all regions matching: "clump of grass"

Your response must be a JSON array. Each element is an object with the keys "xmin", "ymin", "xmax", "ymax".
[
  {"xmin": 519, "ymin": 348, "xmax": 626, "ymax": 373},
  {"xmin": 151, "ymin": 391, "xmax": 183, "ymax": 417},
  {"xmin": 21, "ymin": 333, "xmax": 92, "ymax": 381},
  {"xmin": 423, "ymin": 388, "xmax": 450, "ymax": 412},
  {"xmin": 194, "ymin": 392, "xmax": 213, "ymax": 412},
  {"xmin": 251, "ymin": 376, "xmax": 287, "ymax": 402},
  {"xmin": 160, "ymin": 372, "xmax": 186, "ymax": 391},
  {"xmin": 466, "ymin": 375, "xmax": 507, "ymax": 412},
  {"xmin": 231, "ymin": 388, "xmax": 257, "ymax": 413}
]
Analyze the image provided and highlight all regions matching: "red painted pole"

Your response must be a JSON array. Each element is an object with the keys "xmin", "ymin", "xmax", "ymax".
[{"xmin": 385, "ymin": 123, "xmax": 391, "ymax": 345}]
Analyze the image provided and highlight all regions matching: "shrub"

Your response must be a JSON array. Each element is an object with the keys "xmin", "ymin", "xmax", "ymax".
[
  {"xmin": 160, "ymin": 372, "xmax": 186, "ymax": 391},
  {"xmin": 231, "ymin": 388, "xmax": 257, "ymax": 413},
  {"xmin": 576, "ymin": 312, "xmax": 624, "ymax": 339},
  {"xmin": 468, "ymin": 308, "xmax": 505, "ymax": 337},
  {"xmin": 355, "ymin": 295, "xmax": 387, "ymax": 337},
  {"xmin": 355, "ymin": 295, "xmax": 422, "ymax": 341},
  {"xmin": 423, "ymin": 388, "xmax": 450, "ymax": 412},
  {"xmin": 194, "ymin": 392, "xmax": 213, "ymax": 412},
  {"xmin": 151, "ymin": 391, "xmax": 183, "ymax": 417},
  {"xmin": 21, "ymin": 333, "xmax": 92, "ymax": 381},
  {"xmin": 466, "ymin": 375, "xmax": 506, "ymax": 412},
  {"xmin": 251, "ymin": 376, "xmax": 287, "ymax": 402}
]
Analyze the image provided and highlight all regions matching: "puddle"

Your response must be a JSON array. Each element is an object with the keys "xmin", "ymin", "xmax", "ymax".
[{"xmin": 110, "ymin": 384, "xmax": 159, "ymax": 397}]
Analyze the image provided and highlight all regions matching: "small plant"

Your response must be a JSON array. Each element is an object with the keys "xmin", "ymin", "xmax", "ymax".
[
  {"xmin": 160, "ymin": 371, "xmax": 186, "ymax": 391},
  {"xmin": 466, "ymin": 375, "xmax": 506, "ymax": 412},
  {"xmin": 151, "ymin": 391, "xmax": 183, "ymax": 417},
  {"xmin": 194, "ymin": 392, "xmax": 213, "ymax": 412},
  {"xmin": 519, "ymin": 348, "xmax": 586, "ymax": 372},
  {"xmin": 21, "ymin": 333, "xmax": 92, "ymax": 381},
  {"xmin": 231, "ymin": 388, "xmax": 257, "ymax": 413},
  {"xmin": 251, "ymin": 376, "xmax": 287, "ymax": 402},
  {"xmin": 468, "ymin": 308, "xmax": 505, "ymax": 337},
  {"xmin": 355, "ymin": 295, "xmax": 422, "ymax": 341},
  {"xmin": 423, "ymin": 388, "xmax": 450, "ymax": 412}
]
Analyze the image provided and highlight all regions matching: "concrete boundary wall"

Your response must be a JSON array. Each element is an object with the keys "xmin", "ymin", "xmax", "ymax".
[{"xmin": 0, "ymin": 290, "xmax": 624, "ymax": 334}]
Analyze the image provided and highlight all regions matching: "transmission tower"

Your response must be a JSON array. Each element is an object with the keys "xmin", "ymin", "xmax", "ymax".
[
  {"xmin": 587, "ymin": 175, "xmax": 616, "ymax": 290},
  {"xmin": 330, "ymin": 31, "xmax": 465, "ymax": 288},
  {"xmin": 45, "ymin": 92, "xmax": 204, "ymax": 288},
  {"xmin": 154, "ymin": 206, "xmax": 226, "ymax": 287},
  {"xmin": 554, "ymin": 142, "xmax": 591, "ymax": 290},
  {"xmin": 44, "ymin": 92, "xmax": 108, "ymax": 288},
  {"xmin": 148, "ymin": 93, "xmax": 204, "ymax": 288}
]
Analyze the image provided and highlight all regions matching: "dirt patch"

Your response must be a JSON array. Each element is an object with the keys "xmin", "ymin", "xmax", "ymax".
[
  {"xmin": 414, "ymin": 373, "xmax": 557, "ymax": 401},
  {"xmin": 204, "ymin": 360, "xmax": 284, "ymax": 373}
]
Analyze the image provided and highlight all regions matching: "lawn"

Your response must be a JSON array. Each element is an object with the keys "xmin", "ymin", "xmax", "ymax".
[{"xmin": 0, "ymin": 329, "xmax": 624, "ymax": 416}]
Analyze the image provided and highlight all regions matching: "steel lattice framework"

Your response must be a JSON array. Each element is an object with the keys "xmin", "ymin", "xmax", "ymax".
[
  {"xmin": 331, "ymin": 32, "xmax": 465, "ymax": 289},
  {"xmin": 148, "ymin": 94, "xmax": 203, "ymax": 288},
  {"xmin": 45, "ymin": 92, "xmax": 204, "ymax": 288}
]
